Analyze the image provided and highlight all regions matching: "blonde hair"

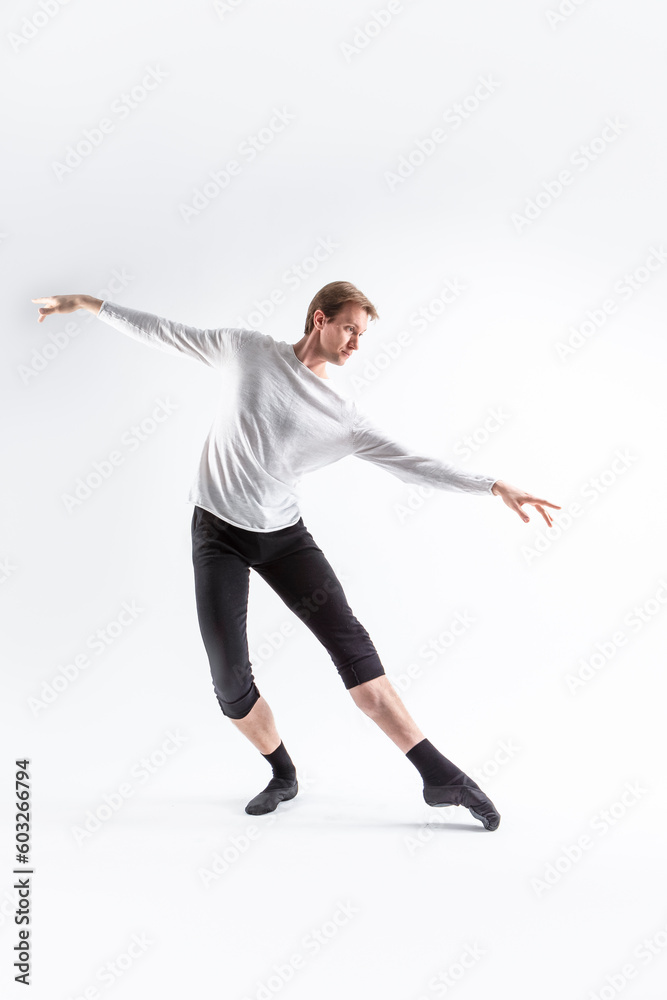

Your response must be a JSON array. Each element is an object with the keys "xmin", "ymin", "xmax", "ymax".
[{"xmin": 303, "ymin": 281, "xmax": 379, "ymax": 337}]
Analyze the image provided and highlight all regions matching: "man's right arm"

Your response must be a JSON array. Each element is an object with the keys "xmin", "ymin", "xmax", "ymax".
[{"xmin": 32, "ymin": 294, "xmax": 243, "ymax": 369}]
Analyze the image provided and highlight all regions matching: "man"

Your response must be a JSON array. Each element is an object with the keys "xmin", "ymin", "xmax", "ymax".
[{"xmin": 32, "ymin": 282, "xmax": 560, "ymax": 831}]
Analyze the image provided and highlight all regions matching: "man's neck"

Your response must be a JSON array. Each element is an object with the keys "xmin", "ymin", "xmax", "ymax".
[{"xmin": 291, "ymin": 340, "xmax": 329, "ymax": 379}]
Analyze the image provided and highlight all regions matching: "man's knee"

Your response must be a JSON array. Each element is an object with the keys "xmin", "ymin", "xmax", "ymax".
[
  {"xmin": 349, "ymin": 675, "xmax": 389, "ymax": 715},
  {"xmin": 215, "ymin": 678, "xmax": 260, "ymax": 719}
]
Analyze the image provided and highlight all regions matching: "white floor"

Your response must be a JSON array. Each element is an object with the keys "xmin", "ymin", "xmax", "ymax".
[{"xmin": 7, "ymin": 707, "xmax": 665, "ymax": 1000}]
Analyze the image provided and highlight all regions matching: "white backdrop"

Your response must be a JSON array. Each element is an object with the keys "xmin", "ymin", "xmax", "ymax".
[{"xmin": 3, "ymin": 1, "xmax": 667, "ymax": 998}]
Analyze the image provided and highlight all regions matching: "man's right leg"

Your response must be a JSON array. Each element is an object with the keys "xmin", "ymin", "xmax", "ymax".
[
  {"xmin": 190, "ymin": 506, "xmax": 298, "ymax": 815},
  {"xmin": 230, "ymin": 700, "xmax": 298, "ymax": 815},
  {"xmin": 228, "ymin": 694, "xmax": 282, "ymax": 754}
]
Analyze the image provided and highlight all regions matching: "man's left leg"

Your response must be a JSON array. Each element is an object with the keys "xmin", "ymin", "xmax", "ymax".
[
  {"xmin": 349, "ymin": 675, "xmax": 501, "ymax": 831},
  {"xmin": 347, "ymin": 675, "xmax": 424, "ymax": 752},
  {"xmin": 253, "ymin": 520, "xmax": 500, "ymax": 830}
]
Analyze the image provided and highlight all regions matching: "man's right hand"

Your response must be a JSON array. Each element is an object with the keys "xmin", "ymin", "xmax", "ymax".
[{"xmin": 31, "ymin": 294, "xmax": 102, "ymax": 322}]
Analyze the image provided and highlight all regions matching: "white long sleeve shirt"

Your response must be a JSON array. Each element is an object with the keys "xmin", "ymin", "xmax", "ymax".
[{"xmin": 96, "ymin": 301, "xmax": 498, "ymax": 531}]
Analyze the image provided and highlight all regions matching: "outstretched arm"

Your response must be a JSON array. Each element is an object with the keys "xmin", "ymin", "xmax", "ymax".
[
  {"xmin": 351, "ymin": 405, "xmax": 561, "ymax": 524},
  {"xmin": 31, "ymin": 294, "xmax": 242, "ymax": 369},
  {"xmin": 351, "ymin": 404, "xmax": 497, "ymax": 495}
]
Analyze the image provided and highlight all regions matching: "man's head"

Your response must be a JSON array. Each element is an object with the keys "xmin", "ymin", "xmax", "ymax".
[{"xmin": 303, "ymin": 281, "xmax": 379, "ymax": 367}]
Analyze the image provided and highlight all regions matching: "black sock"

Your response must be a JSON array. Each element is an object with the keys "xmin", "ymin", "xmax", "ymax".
[
  {"xmin": 262, "ymin": 740, "xmax": 297, "ymax": 782},
  {"xmin": 245, "ymin": 741, "xmax": 297, "ymax": 816},
  {"xmin": 405, "ymin": 738, "xmax": 469, "ymax": 787}
]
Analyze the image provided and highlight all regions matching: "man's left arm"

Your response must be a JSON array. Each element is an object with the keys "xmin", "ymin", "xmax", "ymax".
[
  {"xmin": 351, "ymin": 406, "xmax": 561, "ymax": 524},
  {"xmin": 351, "ymin": 405, "xmax": 497, "ymax": 495}
]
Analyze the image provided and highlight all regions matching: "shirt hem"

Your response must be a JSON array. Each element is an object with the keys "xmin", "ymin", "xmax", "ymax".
[{"xmin": 187, "ymin": 499, "xmax": 301, "ymax": 533}]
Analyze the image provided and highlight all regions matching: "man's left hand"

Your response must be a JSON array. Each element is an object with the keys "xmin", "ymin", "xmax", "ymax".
[{"xmin": 491, "ymin": 480, "xmax": 561, "ymax": 526}]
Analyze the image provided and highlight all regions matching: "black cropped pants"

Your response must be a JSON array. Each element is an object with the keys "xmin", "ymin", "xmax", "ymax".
[{"xmin": 191, "ymin": 505, "xmax": 386, "ymax": 719}]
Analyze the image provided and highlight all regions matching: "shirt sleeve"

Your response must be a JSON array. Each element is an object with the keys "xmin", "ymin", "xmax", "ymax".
[
  {"xmin": 96, "ymin": 300, "xmax": 245, "ymax": 369},
  {"xmin": 351, "ymin": 404, "xmax": 497, "ymax": 496}
]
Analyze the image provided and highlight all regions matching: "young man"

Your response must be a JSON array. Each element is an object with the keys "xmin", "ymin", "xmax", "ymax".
[{"xmin": 32, "ymin": 282, "xmax": 560, "ymax": 831}]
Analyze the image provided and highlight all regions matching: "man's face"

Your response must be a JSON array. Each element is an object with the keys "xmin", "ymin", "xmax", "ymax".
[{"xmin": 313, "ymin": 303, "xmax": 369, "ymax": 366}]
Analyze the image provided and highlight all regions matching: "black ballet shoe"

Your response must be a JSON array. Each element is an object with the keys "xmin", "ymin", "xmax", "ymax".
[
  {"xmin": 423, "ymin": 774, "xmax": 501, "ymax": 831},
  {"xmin": 245, "ymin": 777, "xmax": 298, "ymax": 816}
]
